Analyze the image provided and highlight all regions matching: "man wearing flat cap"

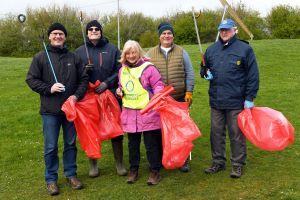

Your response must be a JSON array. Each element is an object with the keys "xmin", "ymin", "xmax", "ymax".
[
  {"xmin": 26, "ymin": 22, "xmax": 89, "ymax": 195},
  {"xmin": 75, "ymin": 20, "xmax": 127, "ymax": 178},
  {"xmin": 201, "ymin": 19, "xmax": 259, "ymax": 178},
  {"xmin": 147, "ymin": 22, "xmax": 195, "ymax": 172}
]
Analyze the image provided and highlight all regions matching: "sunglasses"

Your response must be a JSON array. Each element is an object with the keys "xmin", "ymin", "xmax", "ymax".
[{"xmin": 88, "ymin": 27, "xmax": 100, "ymax": 32}]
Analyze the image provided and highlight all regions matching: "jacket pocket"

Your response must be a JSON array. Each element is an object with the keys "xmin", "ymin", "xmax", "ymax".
[
  {"xmin": 141, "ymin": 111, "xmax": 157, "ymax": 124},
  {"xmin": 120, "ymin": 109, "xmax": 129, "ymax": 125},
  {"xmin": 228, "ymin": 53, "xmax": 245, "ymax": 70}
]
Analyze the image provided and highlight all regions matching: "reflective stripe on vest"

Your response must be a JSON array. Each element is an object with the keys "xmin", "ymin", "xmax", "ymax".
[{"xmin": 120, "ymin": 62, "xmax": 152, "ymax": 109}]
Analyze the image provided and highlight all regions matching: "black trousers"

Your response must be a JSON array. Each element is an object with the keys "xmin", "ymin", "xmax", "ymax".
[
  {"xmin": 128, "ymin": 129, "xmax": 162, "ymax": 172},
  {"xmin": 111, "ymin": 135, "xmax": 123, "ymax": 143},
  {"xmin": 210, "ymin": 108, "xmax": 247, "ymax": 167}
]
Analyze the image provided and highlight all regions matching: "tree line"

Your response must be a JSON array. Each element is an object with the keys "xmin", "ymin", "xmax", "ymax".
[{"xmin": 0, "ymin": 3, "xmax": 299, "ymax": 57}]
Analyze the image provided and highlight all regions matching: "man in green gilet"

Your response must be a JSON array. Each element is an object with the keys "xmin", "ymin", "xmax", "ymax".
[{"xmin": 147, "ymin": 22, "xmax": 195, "ymax": 172}]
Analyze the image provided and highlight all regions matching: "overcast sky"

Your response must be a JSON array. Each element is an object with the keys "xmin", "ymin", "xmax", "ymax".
[{"xmin": 1, "ymin": 0, "xmax": 299, "ymax": 18}]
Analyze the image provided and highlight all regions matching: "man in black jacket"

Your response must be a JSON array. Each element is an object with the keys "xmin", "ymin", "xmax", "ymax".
[
  {"xmin": 75, "ymin": 20, "xmax": 127, "ymax": 177},
  {"xmin": 26, "ymin": 23, "xmax": 89, "ymax": 195},
  {"xmin": 201, "ymin": 19, "xmax": 259, "ymax": 178}
]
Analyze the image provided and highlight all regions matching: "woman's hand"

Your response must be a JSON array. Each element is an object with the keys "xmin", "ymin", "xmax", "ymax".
[{"xmin": 116, "ymin": 88, "xmax": 123, "ymax": 97}]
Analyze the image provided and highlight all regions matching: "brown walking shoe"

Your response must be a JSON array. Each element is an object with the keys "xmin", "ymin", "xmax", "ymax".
[
  {"xmin": 147, "ymin": 171, "xmax": 162, "ymax": 186},
  {"xmin": 204, "ymin": 164, "xmax": 226, "ymax": 174},
  {"xmin": 67, "ymin": 177, "xmax": 83, "ymax": 190},
  {"xmin": 46, "ymin": 182, "xmax": 59, "ymax": 196},
  {"xmin": 126, "ymin": 170, "xmax": 138, "ymax": 184},
  {"xmin": 230, "ymin": 165, "xmax": 243, "ymax": 178}
]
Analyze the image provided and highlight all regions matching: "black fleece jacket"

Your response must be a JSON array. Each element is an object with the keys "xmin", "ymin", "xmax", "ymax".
[
  {"xmin": 26, "ymin": 45, "xmax": 89, "ymax": 115},
  {"xmin": 75, "ymin": 37, "xmax": 121, "ymax": 90}
]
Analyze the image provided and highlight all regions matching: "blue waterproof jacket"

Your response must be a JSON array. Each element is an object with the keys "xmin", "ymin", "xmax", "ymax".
[{"xmin": 204, "ymin": 35, "xmax": 259, "ymax": 109}]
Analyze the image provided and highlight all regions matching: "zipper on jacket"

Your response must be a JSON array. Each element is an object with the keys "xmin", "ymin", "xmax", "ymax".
[
  {"xmin": 99, "ymin": 52, "xmax": 103, "ymax": 67},
  {"xmin": 166, "ymin": 53, "xmax": 169, "ymax": 84}
]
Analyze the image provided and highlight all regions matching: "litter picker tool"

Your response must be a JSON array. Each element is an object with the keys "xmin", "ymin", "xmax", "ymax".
[
  {"xmin": 192, "ymin": 7, "xmax": 205, "ymax": 66},
  {"xmin": 215, "ymin": 5, "xmax": 227, "ymax": 42},
  {"xmin": 192, "ymin": 7, "xmax": 211, "ymax": 79},
  {"xmin": 218, "ymin": 0, "xmax": 254, "ymax": 40},
  {"xmin": 41, "ymin": 33, "xmax": 59, "ymax": 84},
  {"xmin": 79, "ymin": 11, "xmax": 93, "ymax": 73},
  {"xmin": 17, "ymin": 13, "xmax": 59, "ymax": 84},
  {"xmin": 79, "ymin": 11, "xmax": 92, "ymax": 65}
]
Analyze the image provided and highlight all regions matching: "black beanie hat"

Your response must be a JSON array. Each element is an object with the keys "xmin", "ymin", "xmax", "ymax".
[
  {"xmin": 86, "ymin": 20, "xmax": 103, "ymax": 34},
  {"xmin": 158, "ymin": 22, "xmax": 174, "ymax": 36},
  {"xmin": 47, "ymin": 22, "xmax": 67, "ymax": 37}
]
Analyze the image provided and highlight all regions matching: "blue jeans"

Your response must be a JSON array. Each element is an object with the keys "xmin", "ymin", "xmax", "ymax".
[{"xmin": 42, "ymin": 114, "xmax": 77, "ymax": 183}]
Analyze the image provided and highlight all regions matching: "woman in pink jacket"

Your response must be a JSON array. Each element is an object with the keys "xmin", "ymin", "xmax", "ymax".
[{"xmin": 116, "ymin": 40, "xmax": 164, "ymax": 185}]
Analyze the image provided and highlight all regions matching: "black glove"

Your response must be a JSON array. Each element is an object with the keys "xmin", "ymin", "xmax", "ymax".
[
  {"xmin": 200, "ymin": 63, "xmax": 209, "ymax": 78},
  {"xmin": 95, "ymin": 82, "xmax": 108, "ymax": 94},
  {"xmin": 84, "ymin": 64, "xmax": 94, "ymax": 75}
]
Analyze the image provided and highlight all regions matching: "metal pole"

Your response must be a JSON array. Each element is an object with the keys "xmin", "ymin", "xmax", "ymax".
[
  {"xmin": 215, "ymin": 5, "xmax": 227, "ymax": 42},
  {"xmin": 117, "ymin": 0, "xmax": 120, "ymax": 49}
]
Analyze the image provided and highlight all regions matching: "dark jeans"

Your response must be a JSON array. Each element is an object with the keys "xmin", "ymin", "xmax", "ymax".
[
  {"xmin": 42, "ymin": 114, "xmax": 77, "ymax": 183},
  {"xmin": 210, "ymin": 108, "xmax": 247, "ymax": 167},
  {"xmin": 128, "ymin": 129, "xmax": 162, "ymax": 172}
]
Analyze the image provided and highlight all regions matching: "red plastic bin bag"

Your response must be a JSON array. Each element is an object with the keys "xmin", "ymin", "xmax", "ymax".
[
  {"xmin": 141, "ymin": 86, "xmax": 201, "ymax": 169},
  {"xmin": 96, "ymin": 89, "xmax": 124, "ymax": 141},
  {"xmin": 62, "ymin": 84, "xmax": 101, "ymax": 159},
  {"xmin": 238, "ymin": 107, "xmax": 294, "ymax": 151}
]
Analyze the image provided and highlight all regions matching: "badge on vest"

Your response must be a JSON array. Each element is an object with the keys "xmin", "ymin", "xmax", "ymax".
[
  {"xmin": 125, "ymin": 80, "xmax": 134, "ymax": 92},
  {"xmin": 236, "ymin": 60, "xmax": 241, "ymax": 66}
]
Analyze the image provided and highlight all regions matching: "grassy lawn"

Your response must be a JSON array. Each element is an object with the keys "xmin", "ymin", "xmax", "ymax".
[{"xmin": 0, "ymin": 39, "xmax": 299, "ymax": 199}]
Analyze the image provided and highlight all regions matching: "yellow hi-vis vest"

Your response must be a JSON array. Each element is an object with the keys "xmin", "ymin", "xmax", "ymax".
[{"xmin": 120, "ymin": 62, "xmax": 152, "ymax": 109}]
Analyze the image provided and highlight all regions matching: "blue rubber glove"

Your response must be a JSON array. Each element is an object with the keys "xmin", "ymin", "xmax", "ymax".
[
  {"xmin": 204, "ymin": 70, "xmax": 213, "ymax": 80},
  {"xmin": 244, "ymin": 100, "xmax": 254, "ymax": 109}
]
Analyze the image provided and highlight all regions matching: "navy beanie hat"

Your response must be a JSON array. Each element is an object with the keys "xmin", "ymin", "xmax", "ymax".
[
  {"xmin": 86, "ymin": 20, "xmax": 103, "ymax": 34},
  {"xmin": 158, "ymin": 22, "xmax": 174, "ymax": 35},
  {"xmin": 47, "ymin": 22, "xmax": 67, "ymax": 37}
]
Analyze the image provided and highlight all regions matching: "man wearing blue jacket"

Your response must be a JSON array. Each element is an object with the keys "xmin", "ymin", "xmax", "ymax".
[
  {"xmin": 75, "ymin": 20, "xmax": 127, "ymax": 178},
  {"xmin": 201, "ymin": 19, "xmax": 259, "ymax": 178}
]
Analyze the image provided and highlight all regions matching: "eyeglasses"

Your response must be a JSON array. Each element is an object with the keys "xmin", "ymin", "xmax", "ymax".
[
  {"xmin": 50, "ymin": 32, "xmax": 64, "ymax": 36},
  {"xmin": 88, "ymin": 27, "xmax": 100, "ymax": 32}
]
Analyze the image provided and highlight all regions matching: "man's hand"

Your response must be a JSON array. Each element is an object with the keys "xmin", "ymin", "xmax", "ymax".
[
  {"xmin": 51, "ymin": 83, "xmax": 65, "ymax": 93},
  {"xmin": 85, "ymin": 63, "xmax": 94, "ymax": 74},
  {"xmin": 184, "ymin": 92, "xmax": 193, "ymax": 106},
  {"xmin": 70, "ymin": 95, "xmax": 78, "ymax": 102},
  {"xmin": 95, "ymin": 82, "xmax": 108, "ymax": 94},
  {"xmin": 244, "ymin": 100, "xmax": 254, "ymax": 109}
]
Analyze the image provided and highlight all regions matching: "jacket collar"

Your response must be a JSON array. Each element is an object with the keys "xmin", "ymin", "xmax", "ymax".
[
  {"xmin": 218, "ymin": 34, "xmax": 237, "ymax": 48},
  {"xmin": 47, "ymin": 44, "xmax": 68, "ymax": 54},
  {"xmin": 86, "ymin": 37, "xmax": 109, "ymax": 48},
  {"xmin": 124, "ymin": 58, "xmax": 144, "ymax": 68}
]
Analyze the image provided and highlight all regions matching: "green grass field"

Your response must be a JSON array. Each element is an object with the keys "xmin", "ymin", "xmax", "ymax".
[{"xmin": 0, "ymin": 39, "xmax": 299, "ymax": 200}]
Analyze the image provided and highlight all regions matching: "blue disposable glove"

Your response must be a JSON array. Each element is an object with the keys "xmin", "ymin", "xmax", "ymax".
[
  {"xmin": 244, "ymin": 100, "xmax": 254, "ymax": 109},
  {"xmin": 204, "ymin": 70, "xmax": 213, "ymax": 80}
]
